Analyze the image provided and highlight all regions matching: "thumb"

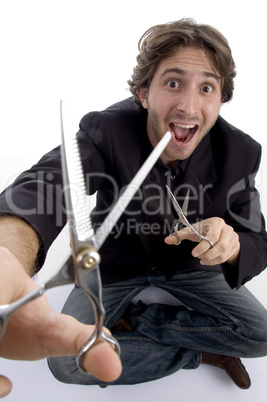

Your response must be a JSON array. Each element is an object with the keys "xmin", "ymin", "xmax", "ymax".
[
  {"xmin": 164, "ymin": 233, "xmax": 181, "ymax": 245},
  {"xmin": 82, "ymin": 341, "xmax": 122, "ymax": 382},
  {"xmin": 56, "ymin": 314, "xmax": 122, "ymax": 382},
  {"xmin": 164, "ymin": 226, "xmax": 201, "ymax": 245}
]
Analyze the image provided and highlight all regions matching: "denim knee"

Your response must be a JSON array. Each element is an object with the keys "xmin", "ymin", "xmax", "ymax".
[
  {"xmin": 240, "ymin": 306, "xmax": 267, "ymax": 357},
  {"xmin": 47, "ymin": 355, "xmax": 100, "ymax": 385}
]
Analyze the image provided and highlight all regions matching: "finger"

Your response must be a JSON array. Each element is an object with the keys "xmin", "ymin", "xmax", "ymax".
[
  {"xmin": 192, "ymin": 237, "xmax": 214, "ymax": 259},
  {"xmin": 164, "ymin": 234, "xmax": 181, "ymax": 245},
  {"xmin": 42, "ymin": 314, "xmax": 122, "ymax": 382},
  {"xmin": 193, "ymin": 226, "xmax": 239, "ymax": 266},
  {"xmin": 82, "ymin": 341, "xmax": 122, "ymax": 382},
  {"xmin": 74, "ymin": 322, "xmax": 122, "ymax": 382},
  {"xmin": 164, "ymin": 226, "xmax": 200, "ymax": 245},
  {"xmin": 190, "ymin": 219, "xmax": 222, "ymax": 260},
  {"xmin": 0, "ymin": 375, "xmax": 12, "ymax": 398}
]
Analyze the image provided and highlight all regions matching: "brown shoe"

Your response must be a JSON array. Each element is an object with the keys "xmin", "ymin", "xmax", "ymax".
[{"xmin": 201, "ymin": 351, "xmax": 251, "ymax": 389}]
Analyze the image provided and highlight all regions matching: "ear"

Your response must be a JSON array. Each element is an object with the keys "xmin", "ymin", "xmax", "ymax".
[{"xmin": 137, "ymin": 88, "xmax": 148, "ymax": 109}]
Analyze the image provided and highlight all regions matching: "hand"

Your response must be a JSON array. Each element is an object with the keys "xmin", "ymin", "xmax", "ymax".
[
  {"xmin": 0, "ymin": 247, "xmax": 122, "ymax": 398},
  {"xmin": 165, "ymin": 217, "xmax": 240, "ymax": 267}
]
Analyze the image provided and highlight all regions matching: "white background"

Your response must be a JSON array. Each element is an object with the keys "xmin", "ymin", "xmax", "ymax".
[{"xmin": 0, "ymin": 0, "xmax": 267, "ymax": 401}]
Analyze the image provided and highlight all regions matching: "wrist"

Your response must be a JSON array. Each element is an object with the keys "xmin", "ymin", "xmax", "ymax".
[{"xmin": 227, "ymin": 248, "xmax": 240, "ymax": 267}]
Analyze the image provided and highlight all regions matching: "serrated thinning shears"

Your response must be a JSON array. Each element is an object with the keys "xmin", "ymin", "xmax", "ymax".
[{"xmin": 0, "ymin": 101, "xmax": 171, "ymax": 375}]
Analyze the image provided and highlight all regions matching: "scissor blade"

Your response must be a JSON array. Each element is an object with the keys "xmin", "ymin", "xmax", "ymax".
[
  {"xmin": 166, "ymin": 185, "xmax": 184, "ymax": 216},
  {"xmin": 94, "ymin": 131, "xmax": 172, "ymax": 250},
  {"xmin": 181, "ymin": 189, "xmax": 190, "ymax": 216},
  {"xmin": 60, "ymin": 100, "xmax": 93, "ymax": 243}
]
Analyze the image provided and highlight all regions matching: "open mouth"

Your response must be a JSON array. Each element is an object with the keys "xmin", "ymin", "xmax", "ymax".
[{"xmin": 169, "ymin": 123, "xmax": 198, "ymax": 144}]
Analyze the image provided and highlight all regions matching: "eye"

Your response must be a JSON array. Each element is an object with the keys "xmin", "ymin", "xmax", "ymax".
[
  {"xmin": 167, "ymin": 80, "xmax": 180, "ymax": 89},
  {"xmin": 201, "ymin": 85, "xmax": 213, "ymax": 93}
]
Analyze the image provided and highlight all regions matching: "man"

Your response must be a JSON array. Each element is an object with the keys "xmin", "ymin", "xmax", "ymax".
[{"xmin": 1, "ymin": 19, "xmax": 267, "ymax": 390}]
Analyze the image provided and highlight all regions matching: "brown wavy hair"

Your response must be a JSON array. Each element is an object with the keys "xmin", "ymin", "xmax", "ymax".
[{"xmin": 128, "ymin": 19, "xmax": 236, "ymax": 107}]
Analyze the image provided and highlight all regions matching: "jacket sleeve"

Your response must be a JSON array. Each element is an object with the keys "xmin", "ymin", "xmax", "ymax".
[{"xmin": 221, "ymin": 146, "xmax": 267, "ymax": 289}]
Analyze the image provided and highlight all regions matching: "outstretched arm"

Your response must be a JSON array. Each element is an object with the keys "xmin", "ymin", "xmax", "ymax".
[{"xmin": 0, "ymin": 215, "xmax": 40, "ymax": 275}]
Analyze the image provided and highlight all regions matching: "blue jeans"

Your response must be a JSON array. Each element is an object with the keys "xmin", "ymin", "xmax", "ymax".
[{"xmin": 48, "ymin": 270, "xmax": 267, "ymax": 385}]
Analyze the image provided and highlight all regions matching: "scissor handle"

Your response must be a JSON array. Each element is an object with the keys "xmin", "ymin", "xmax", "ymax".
[
  {"xmin": 74, "ymin": 249, "xmax": 121, "ymax": 375},
  {"xmin": 76, "ymin": 329, "xmax": 121, "ymax": 374},
  {"xmin": 197, "ymin": 234, "xmax": 214, "ymax": 248},
  {"xmin": 176, "ymin": 216, "xmax": 214, "ymax": 249}
]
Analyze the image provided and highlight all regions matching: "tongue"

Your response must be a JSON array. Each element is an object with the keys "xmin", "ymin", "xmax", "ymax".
[{"xmin": 171, "ymin": 124, "xmax": 191, "ymax": 140}]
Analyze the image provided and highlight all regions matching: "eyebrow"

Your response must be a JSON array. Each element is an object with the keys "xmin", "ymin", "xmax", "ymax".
[{"xmin": 160, "ymin": 68, "xmax": 221, "ymax": 82}]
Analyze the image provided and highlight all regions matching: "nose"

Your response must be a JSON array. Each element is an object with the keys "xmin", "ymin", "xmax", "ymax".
[{"xmin": 176, "ymin": 89, "xmax": 199, "ymax": 117}]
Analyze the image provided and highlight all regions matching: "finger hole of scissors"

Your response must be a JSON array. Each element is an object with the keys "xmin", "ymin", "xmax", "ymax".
[
  {"xmin": 173, "ymin": 226, "xmax": 182, "ymax": 245},
  {"xmin": 199, "ymin": 236, "xmax": 214, "ymax": 248}
]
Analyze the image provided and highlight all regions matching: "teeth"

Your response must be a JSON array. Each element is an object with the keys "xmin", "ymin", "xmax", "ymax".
[
  {"xmin": 169, "ymin": 123, "xmax": 196, "ymax": 144},
  {"xmin": 174, "ymin": 123, "xmax": 195, "ymax": 129}
]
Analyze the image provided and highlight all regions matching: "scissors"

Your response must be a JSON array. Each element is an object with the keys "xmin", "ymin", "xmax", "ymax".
[
  {"xmin": 166, "ymin": 185, "xmax": 214, "ymax": 248},
  {"xmin": 0, "ymin": 101, "xmax": 171, "ymax": 374}
]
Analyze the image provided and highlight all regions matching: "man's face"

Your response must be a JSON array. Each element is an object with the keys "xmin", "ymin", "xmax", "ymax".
[{"xmin": 137, "ymin": 46, "xmax": 223, "ymax": 169}]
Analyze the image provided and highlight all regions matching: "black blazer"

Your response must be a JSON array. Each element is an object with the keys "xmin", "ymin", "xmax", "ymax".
[{"xmin": 1, "ymin": 98, "xmax": 266, "ymax": 289}]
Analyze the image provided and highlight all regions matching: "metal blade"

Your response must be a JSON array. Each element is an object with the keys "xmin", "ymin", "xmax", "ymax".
[
  {"xmin": 166, "ymin": 185, "xmax": 183, "ymax": 216},
  {"xmin": 94, "ymin": 131, "xmax": 172, "ymax": 249},
  {"xmin": 60, "ymin": 100, "xmax": 93, "ymax": 244},
  {"xmin": 181, "ymin": 189, "xmax": 190, "ymax": 216}
]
